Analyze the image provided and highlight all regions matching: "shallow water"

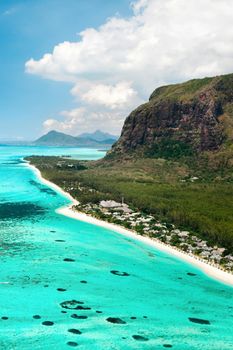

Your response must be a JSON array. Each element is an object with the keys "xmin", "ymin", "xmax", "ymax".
[{"xmin": 0, "ymin": 146, "xmax": 232, "ymax": 350}]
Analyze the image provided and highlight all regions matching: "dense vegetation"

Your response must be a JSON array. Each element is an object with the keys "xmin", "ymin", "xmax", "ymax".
[
  {"xmin": 27, "ymin": 155, "xmax": 233, "ymax": 253},
  {"xmin": 146, "ymin": 139, "xmax": 195, "ymax": 159}
]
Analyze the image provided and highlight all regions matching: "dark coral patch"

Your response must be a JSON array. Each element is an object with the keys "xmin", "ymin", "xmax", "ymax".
[
  {"xmin": 29, "ymin": 180, "xmax": 57, "ymax": 196},
  {"xmin": 0, "ymin": 202, "xmax": 46, "ymax": 220},
  {"xmin": 76, "ymin": 305, "xmax": 91, "ymax": 310},
  {"xmin": 1, "ymin": 317, "xmax": 8, "ymax": 320},
  {"xmin": 163, "ymin": 344, "xmax": 173, "ymax": 348},
  {"xmin": 60, "ymin": 300, "xmax": 87, "ymax": 310},
  {"xmin": 130, "ymin": 317, "xmax": 137, "ymax": 319},
  {"xmin": 106, "ymin": 317, "xmax": 126, "ymax": 324},
  {"xmin": 71, "ymin": 314, "xmax": 88, "ymax": 319},
  {"xmin": 132, "ymin": 335, "xmax": 149, "ymax": 341},
  {"xmin": 110, "ymin": 270, "xmax": 130, "ymax": 277},
  {"xmin": 40, "ymin": 187, "xmax": 57, "ymax": 195},
  {"xmin": 68, "ymin": 329, "xmax": 82, "ymax": 335},
  {"xmin": 42, "ymin": 321, "xmax": 54, "ymax": 326},
  {"xmin": 67, "ymin": 342, "xmax": 78, "ymax": 347},
  {"xmin": 64, "ymin": 258, "xmax": 75, "ymax": 262},
  {"xmin": 189, "ymin": 317, "xmax": 210, "ymax": 325},
  {"xmin": 96, "ymin": 311, "xmax": 102, "ymax": 314},
  {"xmin": 33, "ymin": 315, "xmax": 41, "ymax": 319}
]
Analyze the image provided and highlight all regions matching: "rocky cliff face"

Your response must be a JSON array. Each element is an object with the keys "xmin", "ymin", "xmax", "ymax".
[{"xmin": 110, "ymin": 74, "xmax": 233, "ymax": 158}]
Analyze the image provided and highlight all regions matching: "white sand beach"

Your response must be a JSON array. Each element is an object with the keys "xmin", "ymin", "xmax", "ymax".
[
  {"xmin": 28, "ymin": 161, "xmax": 233, "ymax": 287},
  {"xmin": 26, "ymin": 162, "xmax": 79, "ymax": 206}
]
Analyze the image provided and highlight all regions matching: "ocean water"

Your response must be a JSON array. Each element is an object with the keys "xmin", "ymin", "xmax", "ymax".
[{"xmin": 0, "ymin": 145, "xmax": 232, "ymax": 350}]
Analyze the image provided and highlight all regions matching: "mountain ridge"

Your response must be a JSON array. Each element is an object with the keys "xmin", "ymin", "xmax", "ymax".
[
  {"xmin": 109, "ymin": 73, "xmax": 233, "ymax": 159},
  {"xmin": 34, "ymin": 130, "xmax": 118, "ymax": 147},
  {"xmin": 78, "ymin": 129, "xmax": 118, "ymax": 142}
]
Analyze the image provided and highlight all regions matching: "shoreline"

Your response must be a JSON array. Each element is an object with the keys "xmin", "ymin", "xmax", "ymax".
[
  {"xmin": 26, "ymin": 160, "xmax": 233, "ymax": 287},
  {"xmin": 25, "ymin": 161, "xmax": 79, "ymax": 206}
]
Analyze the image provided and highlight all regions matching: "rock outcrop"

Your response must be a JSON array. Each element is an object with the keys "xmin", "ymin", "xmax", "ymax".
[{"xmin": 109, "ymin": 74, "xmax": 233, "ymax": 158}]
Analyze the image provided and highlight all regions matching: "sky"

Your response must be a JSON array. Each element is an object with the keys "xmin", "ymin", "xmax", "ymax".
[{"xmin": 1, "ymin": 0, "xmax": 233, "ymax": 140}]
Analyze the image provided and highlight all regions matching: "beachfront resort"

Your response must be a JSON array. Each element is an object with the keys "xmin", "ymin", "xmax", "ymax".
[{"xmin": 76, "ymin": 199, "xmax": 233, "ymax": 273}]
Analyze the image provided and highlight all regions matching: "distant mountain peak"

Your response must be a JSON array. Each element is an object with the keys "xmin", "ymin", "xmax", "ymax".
[
  {"xmin": 78, "ymin": 130, "xmax": 118, "ymax": 142},
  {"xmin": 34, "ymin": 130, "xmax": 78, "ymax": 146},
  {"xmin": 34, "ymin": 129, "xmax": 118, "ymax": 147},
  {"xmin": 46, "ymin": 130, "xmax": 61, "ymax": 135}
]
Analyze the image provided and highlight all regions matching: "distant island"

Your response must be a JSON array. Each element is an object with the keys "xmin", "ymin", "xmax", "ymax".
[
  {"xmin": 33, "ymin": 129, "xmax": 118, "ymax": 147},
  {"xmin": 0, "ymin": 130, "xmax": 119, "ymax": 147},
  {"xmin": 28, "ymin": 73, "xmax": 233, "ymax": 275}
]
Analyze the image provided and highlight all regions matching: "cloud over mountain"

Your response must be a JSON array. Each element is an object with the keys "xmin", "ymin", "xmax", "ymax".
[{"xmin": 25, "ymin": 0, "xmax": 233, "ymax": 134}]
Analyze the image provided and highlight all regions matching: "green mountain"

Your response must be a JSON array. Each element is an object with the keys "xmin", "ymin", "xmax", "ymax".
[
  {"xmin": 34, "ymin": 130, "xmax": 117, "ymax": 147},
  {"xmin": 34, "ymin": 131, "xmax": 78, "ymax": 146},
  {"xmin": 109, "ymin": 73, "xmax": 233, "ymax": 160}
]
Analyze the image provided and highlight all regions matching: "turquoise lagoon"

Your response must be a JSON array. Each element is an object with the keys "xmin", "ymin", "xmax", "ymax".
[{"xmin": 0, "ymin": 146, "xmax": 232, "ymax": 350}]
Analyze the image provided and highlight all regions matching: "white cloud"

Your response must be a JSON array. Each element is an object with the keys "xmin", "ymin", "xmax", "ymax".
[
  {"xmin": 74, "ymin": 81, "xmax": 140, "ymax": 110},
  {"xmin": 26, "ymin": 0, "xmax": 233, "ymax": 134},
  {"xmin": 43, "ymin": 108, "xmax": 124, "ymax": 135},
  {"xmin": 43, "ymin": 108, "xmax": 86, "ymax": 134}
]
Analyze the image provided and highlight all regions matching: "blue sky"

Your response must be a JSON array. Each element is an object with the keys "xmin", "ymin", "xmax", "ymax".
[
  {"xmin": 0, "ymin": 0, "xmax": 131, "ymax": 140},
  {"xmin": 1, "ymin": 0, "xmax": 233, "ymax": 140}
]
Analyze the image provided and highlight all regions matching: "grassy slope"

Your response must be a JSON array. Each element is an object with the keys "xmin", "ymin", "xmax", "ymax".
[
  {"xmin": 28, "ymin": 156, "xmax": 233, "ymax": 253},
  {"xmin": 149, "ymin": 73, "xmax": 233, "ymax": 102},
  {"xmin": 149, "ymin": 76, "xmax": 214, "ymax": 102}
]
